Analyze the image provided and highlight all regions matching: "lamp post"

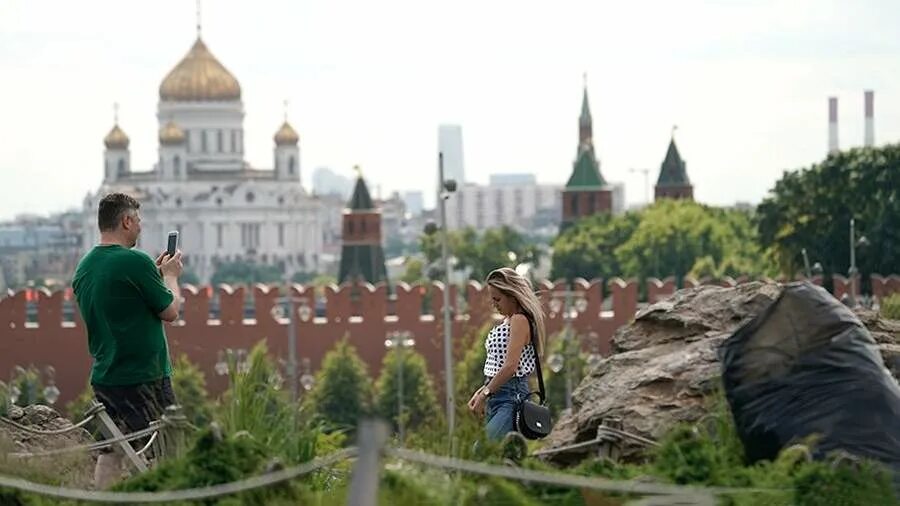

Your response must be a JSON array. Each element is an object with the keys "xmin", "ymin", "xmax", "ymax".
[
  {"xmin": 385, "ymin": 330, "xmax": 415, "ymax": 445},
  {"xmin": 437, "ymin": 151, "xmax": 458, "ymax": 443},
  {"xmin": 548, "ymin": 288, "xmax": 590, "ymax": 410},
  {"xmin": 629, "ymin": 168, "xmax": 651, "ymax": 206},
  {"xmin": 848, "ymin": 218, "xmax": 870, "ymax": 307},
  {"xmin": 273, "ymin": 281, "xmax": 314, "ymax": 404}
]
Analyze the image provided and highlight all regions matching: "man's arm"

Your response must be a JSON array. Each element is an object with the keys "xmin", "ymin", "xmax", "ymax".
[
  {"xmin": 156, "ymin": 251, "xmax": 183, "ymax": 322},
  {"xmin": 157, "ymin": 275, "xmax": 181, "ymax": 322}
]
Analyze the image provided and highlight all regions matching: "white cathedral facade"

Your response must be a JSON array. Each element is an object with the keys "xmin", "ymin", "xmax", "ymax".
[{"xmin": 83, "ymin": 36, "xmax": 323, "ymax": 283}]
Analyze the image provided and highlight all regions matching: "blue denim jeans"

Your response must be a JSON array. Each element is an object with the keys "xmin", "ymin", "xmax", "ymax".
[{"xmin": 484, "ymin": 376, "xmax": 530, "ymax": 441}]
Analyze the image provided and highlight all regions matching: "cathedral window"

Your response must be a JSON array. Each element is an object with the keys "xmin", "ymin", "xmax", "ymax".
[
  {"xmin": 288, "ymin": 156, "xmax": 296, "ymax": 175},
  {"xmin": 230, "ymin": 130, "xmax": 237, "ymax": 153},
  {"xmin": 278, "ymin": 223, "xmax": 285, "ymax": 247},
  {"xmin": 216, "ymin": 223, "xmax": 223, "ymax": 248},
  {"xmin": 173, "ymin": 155, "xmax": 181, "ymax": 176},
  {"xmin": 201, "ymin": 131, "xmax": 208, "ymax": 153},
  {"xmin": 185, "ymin": 131, "xmax": 192, "ymax": 152},
  {"xmin": 246, "ymin": 192, "xmax": 255, "ymax": 203},
  {"xmin": 217, "ymin": 130, "xmax": 223, "ymax": 152},
  {"xmin": 117, "ymin": 159, "xmax": 126, "ymax": 175}
]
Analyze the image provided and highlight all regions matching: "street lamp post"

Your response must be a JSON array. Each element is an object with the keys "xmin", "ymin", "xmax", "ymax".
[
  {"xmin": 548, "ymin": 287, "xmax": 589, "ymax": 410},
  {"xmin": 848, "ymin": 218, "xmax": 870, "ymax": 307},
  {"xmin": 629, "ymin": 168, "xmax": 651, "ymax": 206},
  {"xmin": 437, "ymin": 152, "xmax": 458, "ymax": 445},
  {"xmin": 385, "ymin": 331, "xmax": 415, "ymax": 445}
]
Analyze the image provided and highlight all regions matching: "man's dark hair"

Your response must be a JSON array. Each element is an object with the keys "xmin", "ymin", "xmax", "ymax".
[{"xmin": 98, "ymin": 193, "xmax": 141, "ymax": 232}]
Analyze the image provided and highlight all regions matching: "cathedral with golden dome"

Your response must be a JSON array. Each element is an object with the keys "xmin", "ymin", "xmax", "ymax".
[{"xmin": 84, "ymin": 33, "xmax": 323, "ymax": 282}]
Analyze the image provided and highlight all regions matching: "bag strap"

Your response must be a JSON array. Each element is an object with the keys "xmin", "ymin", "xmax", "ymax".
[{"xmin": 526, "ymin": 315, "xmax": 546, "ymax": 404}]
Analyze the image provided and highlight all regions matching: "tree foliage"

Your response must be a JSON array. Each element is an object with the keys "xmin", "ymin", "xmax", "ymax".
[
  {"xmin": 757, "ymin": 145, "xmax": 900, "ymax": 280},
  {"xmin": 210, "ymin": 260, "xmax": 283, "ymax": 286},
  {"xmin": 420, "ymin": 225, "xmax": 542, "ymax": 281},
  {"xmin": 306, "ymin": 338, "xmax": 372, "ymax": 432},
  {"xmin": 552, "ymin": 199, "xmax": 774, "ymax": 283},
  {"xmin": 374, "ymin": 347, "xmax": 439, "ymax": 433}
]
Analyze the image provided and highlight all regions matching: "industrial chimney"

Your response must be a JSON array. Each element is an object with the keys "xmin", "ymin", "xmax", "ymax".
[
  {"xmin": 864, "ymin": 90, "xmax": 874, "ymax": 147},
  {"xmin": 828, "ymin": 97, "xmax": 839, "ymax": 154}
]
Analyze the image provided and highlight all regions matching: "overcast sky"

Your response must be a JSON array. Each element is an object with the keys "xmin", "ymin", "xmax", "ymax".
[{"xmin": 1, "ymin": 0, "xmax": 898, "ymax": 221}]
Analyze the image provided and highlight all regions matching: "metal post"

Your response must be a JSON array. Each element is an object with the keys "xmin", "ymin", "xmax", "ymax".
[
  {"xmin": 347, "ymin": 419, "xmax": 389, "ymax": 506},
  {"xmin": 91, "ymin": 400, "xmax": 148, "ymax": 473},
  {"xmin": 438, "ymin": 152, "xmax": 455, "ymax": 444},
  {"xmin": 802, "ymin": 248, "xmax": 812, "ymax": 279},
  {"xmin": 564, "ymin": 288, "xmax": 574, "ymax": 410},
  {"xmin": 287, "ymin": 284, "xmax": 298, "ymax": 405},
  {"xmin": 160, "ymin": 405, "xmax": 189, "ymax": 461},
  {"xmin": 849, "ymin": 218, "xmax": 857, "ymax": 306},
  {"xmin": 397, "ymin": 345, "xmax": 405, "ymax": 445}
]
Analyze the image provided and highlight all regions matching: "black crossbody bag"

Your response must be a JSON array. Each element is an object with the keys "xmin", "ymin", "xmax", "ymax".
[{"xmin": 515, "ymin": 316, "xmax": 552, "ymax": 439}]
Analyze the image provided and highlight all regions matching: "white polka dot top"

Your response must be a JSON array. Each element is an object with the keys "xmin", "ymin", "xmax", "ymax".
[{"xmin": 483, "ymin": 318, "xmax": 536, "ymax": 378}]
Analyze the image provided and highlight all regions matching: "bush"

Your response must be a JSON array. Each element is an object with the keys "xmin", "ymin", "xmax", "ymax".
[
  {"xmin": 171, "ymin": 354, "xmax": 213, "ymax": 428},
  {"xmin": 305, "ymin": 338, "xmax": 372, "ymax": 433},
  {"xmin": 216, "ymin": 341, "xmax": 322, "ymax": 465},
  {"xmin": 374, "ymin": 347, "xmax": 439, "ymax": 435},
  {"xmin": 881, "ymin": 294, "xmax": 900, "ymax": 320}
]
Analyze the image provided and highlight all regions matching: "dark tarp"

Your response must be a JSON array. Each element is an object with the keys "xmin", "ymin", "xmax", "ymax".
[{"xmin": 720, "ymin": 282, "xmax": 900, "ymax": 480}]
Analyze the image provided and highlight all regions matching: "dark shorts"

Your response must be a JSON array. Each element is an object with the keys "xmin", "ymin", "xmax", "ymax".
[{"xmin": 92, "ymin": 376, "xmax": 176, "ymax": 436}]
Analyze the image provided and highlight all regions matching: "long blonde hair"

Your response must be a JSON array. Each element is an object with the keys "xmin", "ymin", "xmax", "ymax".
[{"xmin": 485, "ymin": 267, "xmax": 546, "ymax": 357}]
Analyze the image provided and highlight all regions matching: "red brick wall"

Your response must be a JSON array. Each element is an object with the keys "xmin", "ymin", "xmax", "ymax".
[{"xmin": 1, "ymin": 275, "xmax": 896, "ymax": 405}]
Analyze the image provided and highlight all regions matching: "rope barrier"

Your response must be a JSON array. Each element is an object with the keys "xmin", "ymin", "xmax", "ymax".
[
  {"xmin": 0, "ymin": 447, "xmax": 357, "ymax": 503},
  {"xmin": 532, "ymin": 425, "xmax": 660, "ymax": 457},
  {"xmin": 9, "ymin": 425, "xmax": 158, "ymax": 459},
  {"xmin": 0, "ymin": 413, "xmax": 97, "ymax": 436},
  {"xmin": 386, "ymin": 447, "xmax": 785, "ymax": 499},
  {"xmin": 134, "ymin": 431, "xmax": 159, "ymax": 457}
]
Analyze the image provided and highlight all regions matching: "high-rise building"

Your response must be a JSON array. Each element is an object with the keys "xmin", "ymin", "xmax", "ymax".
[
  {"xmin": 401, "ymin": 191, "xmax": 424, "ymax": 217},
  {"xmin": 445, "ymin": 178, "xmax": 561, "ymax": 232},
  {"xmin": 489, "ymin": 173, "xmax": 537, "ymax": 186},
  {"xmin": 438, "ymin": 125, "xmax": 465, "ymax": 185}
]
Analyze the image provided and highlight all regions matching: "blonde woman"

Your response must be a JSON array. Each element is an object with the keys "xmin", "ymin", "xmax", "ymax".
[{"xmin": 467, "ymin": 267, "xmax": 546, "ymax": 440}]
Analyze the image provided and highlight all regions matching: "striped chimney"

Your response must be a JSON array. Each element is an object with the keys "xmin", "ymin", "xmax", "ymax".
[
  {"xmin": 864, "ymin": 90, "xmax": 874, "ymax": 147},
  {"xmin": 828, "ymin": 97, "xmax": 839, "ymax": 154}
]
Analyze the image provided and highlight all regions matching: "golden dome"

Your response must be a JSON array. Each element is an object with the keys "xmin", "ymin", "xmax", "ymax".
[
  {"xmin": 104, "ymin": 124, "xmax": 130, "ymax": 150},
  {"xmin": 159, "ymin": 38, "xmax": 241, "ymax": 101},
  {"xmin": 159, "ymin": 121, "xmax": 186, "ymax": 145},
  {"xmin": 274, "ymin": 121, "xmax": 299, "ymax": 145}
]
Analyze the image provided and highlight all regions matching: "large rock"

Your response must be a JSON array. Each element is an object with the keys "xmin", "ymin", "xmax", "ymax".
[
  {"xmin": 542, "ymin": 282, "xmax": 900, "ymax": 466},
  {"xmin": 0, "ymin": 404, "xmax": 94, "ymax": 455}
]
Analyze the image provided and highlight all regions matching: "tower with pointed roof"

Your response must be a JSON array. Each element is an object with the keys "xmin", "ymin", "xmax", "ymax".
[
  {"xmin": 561, "ymin": 78, "xmax": 612, "ymax": 229},
  {"xmin": 654, "ymin": 135, "xmax": 693, "ymax": 201},
  {"xmin": 103, "ymin": 103, "xmax": 131, "ymax": 183},
  {"xmin": 338, "ymin": 169, "xmax": 388, "ymax": 284},
  {"xmin": 273, "ymin": 100, "xmax": 300, "ymax": 182}
]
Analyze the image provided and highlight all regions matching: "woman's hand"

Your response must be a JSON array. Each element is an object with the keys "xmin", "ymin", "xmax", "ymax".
[{"xmin": 467, "ymin": 388, "xmax": 486, "ymax": 419}]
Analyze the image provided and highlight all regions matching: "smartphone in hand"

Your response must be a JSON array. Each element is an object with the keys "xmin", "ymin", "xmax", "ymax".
[{"xmin": 166, "ymin": 231, "xmax": 179, "ymax": 257}]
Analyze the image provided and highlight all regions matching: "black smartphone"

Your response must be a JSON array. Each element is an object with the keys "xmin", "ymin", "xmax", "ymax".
[{"xmin": 166, "ymin": 231, "xmax": 179, "ymax": 257}]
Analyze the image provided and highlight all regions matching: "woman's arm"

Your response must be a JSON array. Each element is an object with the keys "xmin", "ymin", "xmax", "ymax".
[{"xmin": 483, "ymin": 314, "xmax": 530, "ymax": 395}]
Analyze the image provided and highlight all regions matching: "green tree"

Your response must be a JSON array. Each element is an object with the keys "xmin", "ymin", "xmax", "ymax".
[
  {"xmin": 306, "ymin": 338, "xmax": 372, "ymax": 432},
  {"xmin": 551, "ymin": 212, "xmax": 641, "ymax": 281},
  {"xmin": 401, "ymin": 257, "xmax": 426, "ymax": 284},
  {"xmin": 374, "ymin": 347, "xmax": 439, "ymax": 433},
  {"xmin": 171, "ymin": 354, "xmax": 213, "ymax": 428},
  {"xmin": 180, "ymin": 269, "xmax": 201, "ymax": 286},
  {"xmin": 210, "ymin": 260, "xmax": 283, "ymax": 286},
  {"xmin": 757, "ymin": 145, "xmax": 900, "ymax": 282},
  {"xmin": 615, "ymin": 200, "xmax": 773, "ymax": 283}
]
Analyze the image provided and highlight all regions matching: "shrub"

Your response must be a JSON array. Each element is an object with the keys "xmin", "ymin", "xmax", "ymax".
[{"xmin": 881, "ymin": 294, "xmax": 900, "ymax": 320}]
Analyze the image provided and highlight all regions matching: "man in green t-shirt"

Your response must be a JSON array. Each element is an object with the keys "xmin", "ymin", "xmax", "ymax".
[{"xmin": 72, "ymin": 193, "xmax": 183, "ymax": 487}]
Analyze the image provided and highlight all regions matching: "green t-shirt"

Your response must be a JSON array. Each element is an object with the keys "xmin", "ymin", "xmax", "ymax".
[{"xmin": 72, "ymin": 244, "xmax": 175, "ymax": 386}]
